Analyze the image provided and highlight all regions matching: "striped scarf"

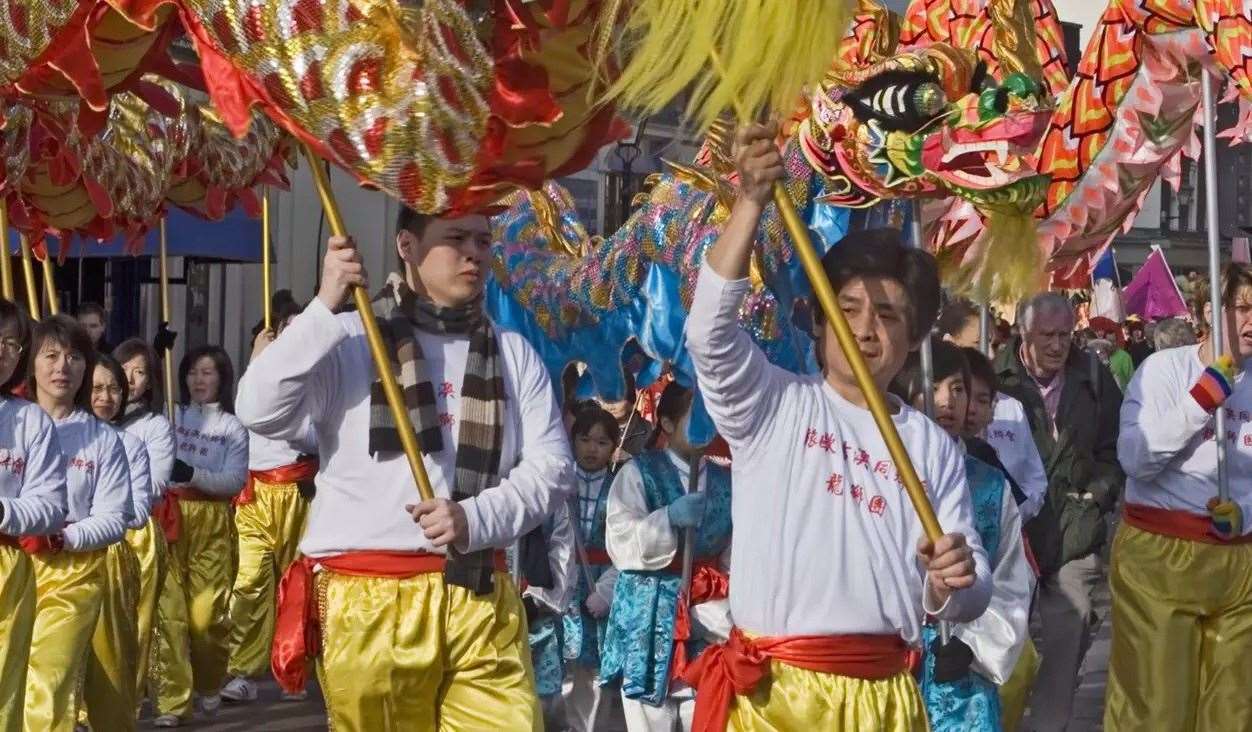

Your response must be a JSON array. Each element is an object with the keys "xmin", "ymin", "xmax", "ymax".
[{"xmin": 370, "ymin": 273, "xmax": 504, "ymax": 594}]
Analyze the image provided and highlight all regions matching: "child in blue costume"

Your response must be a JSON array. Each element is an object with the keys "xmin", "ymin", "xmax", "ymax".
[
  {"xmin": 601, "ymin": 382, "xmax": 732, "ymax": 731},
  {"xmin": 561, "ymin": 405, "xmax": 623, "ymax": 732},
  {"xmin": 522, "ymin": 501, "xmax": 576, "ymax": 729},
  {"xmin": 891, "ymin": 342, "xmax": 1033, "ymax": 732}
]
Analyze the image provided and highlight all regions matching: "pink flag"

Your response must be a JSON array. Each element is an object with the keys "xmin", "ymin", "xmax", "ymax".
[
  {"xmin": 1123, "ymin": 245, "xmax": 1188, "ymax": 321},
  {"xmin": 1234, "ymin": 237, "xmax": 1251, "ymax": 264}
]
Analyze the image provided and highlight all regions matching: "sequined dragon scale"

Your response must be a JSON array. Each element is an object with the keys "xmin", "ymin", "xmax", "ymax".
[{"xmin": 177, "ymin": 0, "xmax": 627, "ymax": 215}]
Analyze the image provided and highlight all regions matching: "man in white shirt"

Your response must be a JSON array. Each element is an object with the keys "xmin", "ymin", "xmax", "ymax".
[
  {"xmin": 1106, "ymin": 263, "xmax": 1252, "ymax": 730},
  {"xmin": 236, "ymin": 207, "xmax": 572, "ymax": 730},
  {"xmin": 682, "ymin": 121, "xmax": 990, "ymax": 731}
]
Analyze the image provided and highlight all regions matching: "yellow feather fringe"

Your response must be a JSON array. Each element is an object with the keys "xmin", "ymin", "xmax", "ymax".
[
  {"xmin": 949, "ymin": 209, "xmax": 1044, "ymax": 304},
  {"xmin": 600, "ymin": 1, "xmax": 855, "ymax": 131}
]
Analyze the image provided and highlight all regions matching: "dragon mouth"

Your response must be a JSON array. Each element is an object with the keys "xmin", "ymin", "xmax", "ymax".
[{"xmin": 920, "ymin": 111, "xmax": 1050, "ymax": 189}]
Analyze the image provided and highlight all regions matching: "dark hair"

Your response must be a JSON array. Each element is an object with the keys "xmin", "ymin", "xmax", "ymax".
[
  {"xmin": 818, "ymin": 228, "xmax": 941, "ymax": 341},
  {"xmin": 75, "ymin": 301, "xmax": 106, "ymax": 321},
  {"xmin": 27, "ymin": 315, "xmax": 97, "ymax": 409},
  {"xmin": 961, "ymin": 346, "xmax": 998, "ymax": 395},
  {"xmin": 113, "ymin": 338, "xmax": 160, "ymax": 409},
  {"xmin": 890, "ymin": 341, "xmax": 969, "ymax": 408},
  {"xmin": 936, "ymin": 298, "xmax": 979, "ymax": 339},
  {"xmin": 570, "ymin": 403, "xmax": 621, "ymax": 444},
  {"xmin": 93, "ymin": 352, "xmax": 130, "ymax": 423},
  {"xmin": 179, "ymin": 345, "xmax": 236, "ymax": 413},
  {"xmin": 0, "ymin": 299, "xmax": 31, "ymax": 394},
  {"xmin": 395, "ymin": 206, "xmax": 432, "ymax": 269},
  {"xmin": 649, "ymin": 381, "xmax": 693, "ymax": 447}
]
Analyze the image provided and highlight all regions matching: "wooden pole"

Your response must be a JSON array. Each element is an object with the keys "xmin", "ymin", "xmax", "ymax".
[
  {"xmin": 262, "ymin": 186, "xmax": 272, "ymax": 331},
  {"xmin": 1202, "ymin": 71, "xmax": 1230, "ymax": 502},
  {"xmin": 160, "ymin": 218, "xmax": 175, "ymax": 421},
  {"xmin": 41, "ymin": 256, "xmax": 58, "ymax": 314},
  {"xmin": 0, "ymin": 205, "xmax": 13, "ymax": 301},
  {"xmin": 19, "ymin": 235, "xmax": 39, "ymax": 318}
]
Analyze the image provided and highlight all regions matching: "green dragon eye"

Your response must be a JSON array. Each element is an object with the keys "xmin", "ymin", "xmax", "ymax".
[
  {"xmin": 978, "ymin": 86, "xmax": 1009, "ymax": 120},
  {"xmin": 1002, "ymin": 73, "xmax": 1040, "ymax": 99},
  {"xmin": 912, "ymin": 82, "xmax": 947, "ymax": 118}
]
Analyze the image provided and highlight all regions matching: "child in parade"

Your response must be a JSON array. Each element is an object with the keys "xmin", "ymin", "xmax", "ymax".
[
  {"xmin": 151, "ymin": 345, "xmax": 248, "ymax": 727},
  {"xmin": 892, "ymin": 343, "xmax": 1033, "ymax": 732},
  {"xmin": 523, "ymin": 500, "xmax": 576, "ymax": 729},
  {"xmin": 602, "ymin": 381, "xmax": 733, "ymax": 731},
  {"xmin": 113, "ymin": 337, "xmax": 175, "ymax": 698},
  {"xmin": 0, "ymin": 300, "xmax": 67, "ymax": 732},
  {"xmin": 684, "ymin": 121, "xmax": 988, "ymax": 731},
  {"xmin": 562, "ymin": 404, "xmax": 623, "ymax": 731},
  {"xmin": 25, "ymin": 315, "xmax": 131, "ymax": 730}
]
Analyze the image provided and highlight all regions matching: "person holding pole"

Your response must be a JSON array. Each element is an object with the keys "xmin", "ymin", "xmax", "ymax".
[
  {"xmin": 1105, "ymin": 263, "xmax": 1252, "ymax": 730},
  {"xmin": 600, "ymin": 381, "xmax": 733, "ymax": 731},
  {"xmin": 236, "ymin": 207, "xmax": 572, "ymax": 730},
  {"xmin": 683, "ymin": 121, "xmax": 989, "ymax": 731}
]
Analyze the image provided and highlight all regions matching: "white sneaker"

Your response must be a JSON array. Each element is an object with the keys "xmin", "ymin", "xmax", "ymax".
[
  {"xmin": 280, "ymin": 689, "xmax": 308, "ymax": 702},
  {"xmin": 220, "ymin": 676, "xmax": 259, "ymax": 703},
  {"xmin": 152, "ymin": 715, "xmax": 181, "ymax": 728},
  {"xmin": 199, "ymin": 693, "xmax": 223, "ymax": 717}
]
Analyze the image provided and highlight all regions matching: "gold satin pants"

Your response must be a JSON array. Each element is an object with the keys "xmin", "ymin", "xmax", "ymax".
[
  {"xmin": 226, "ymin": 482, "xmax": 309, "ymax": 678},
  {"xmin": 79, "ymin": 539, "xmax": 141, "ymax": 731},
  {"xmin": 1105, "ymin": 523, "xmax": 1252, "ymax": 731},
  {"xmin": 317, "ymin": 569, "xmax": 540, "ymax": 731},
  {"xmin": 0, "ymin": 545, "xmax": 35, "ymax": 732},
  {"xmin": 999, "ymin": 636, "xmax": 1039, "ymax": 732},
  {"xmin": 726, "ymin": 664, "xmax": 928, "ymax": 731},
  {"xmin": 26, "ymin": 549, "xmax": 106, "ymax": 732},
  {"xmin": 126, "ymin": 517, "xmax": 167, "ymax": 698},
  {"xmin": 151, "ymin": 499, "xmax": 235, "ymax": 717}
]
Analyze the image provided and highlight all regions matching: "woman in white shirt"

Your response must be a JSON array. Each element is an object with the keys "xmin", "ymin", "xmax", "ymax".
[
  {"xmin": 24, "ymin": 315, "xmax": 130, "ymax": 731},
  {"xmin": 0, "ymin": 301, "xmax": 67, "ymax": 732},
  {"xmin": 150, "ymin": 345, "xmax": 248, "ymax": 727},
  {"xmin": 112, "ymin": 337, "xmax": 175, "ymax": 702},
  {"xmin": 79, "ymin": 353, "xmax": 152, "ymax": 730}
]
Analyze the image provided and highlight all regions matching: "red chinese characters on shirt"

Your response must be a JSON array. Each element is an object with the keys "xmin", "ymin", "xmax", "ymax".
[
  {"xmin": 800, "ymin": 426, "xmax": 901, "ymax": 519},
  {"xmin": 68, "ymin": 457, "xmax": 96, "ymax": 474},
  {"xmin": 0, "ymin": 449, "xmax": 26, "ymax": 477},
  {"xmin": 439, "ymin": 381, "xmax": 457, "ymax": 399}
]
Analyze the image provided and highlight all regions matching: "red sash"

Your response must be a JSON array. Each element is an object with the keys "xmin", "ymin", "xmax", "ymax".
[
  {"xmin": 235, "ymin": 458, "xmax": 319, "ymax": 507},
  {"xmin": 683, "ymin": 627, "xmax": 910, "ymax": 732},
  {"xmin": 17, "ymin": 534, "xmax": 63, "ymax": 554},
  {"xmin": 584, "ymin": 548, "xmax": 612, "ymax": 566},
  {"xmin": 155, "ymin": 486, "xmax": 230, "ymax": 543},
  {"xmin": 1123, "ymin": 503, "xmax": 1252, "ymax": 545},
  {"xmin": 271, "ymin": 549, "xmax": 507, "ymax": 694},
  {"xmin": 670, "ymin": 560, "xmax": 730, "ymax": 681}
]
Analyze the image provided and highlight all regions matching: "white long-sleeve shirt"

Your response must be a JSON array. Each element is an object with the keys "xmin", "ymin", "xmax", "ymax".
[
  {"xmin": 687, "ymin": 263, "xmax": 991, "ymax": 643},
  {"xmin": 1118, "ymin": 344, "xmax": 1252, "ymax": 530},
  {"xmin": 575, "ymin": 467, "xmax": 619, "ymax": 603},
  {"xmin": 955, "ymin": 473, "xmax": 1033, "ymax": 684},
  {"xmin": 248, "ymin": 418, "xmax": 316, "ymax": 472},
  {"xmin": 235, "ymin": 297, "xmax": 573, "ymax": 557},
  {"xmin": 172, "ymin": 402, "xmax": 249, "ymax": 498},
  {"xmin": 0, "ymin": 397, "xmax": 67, "ymax": 536},
  {"xmin": 55, "ymin": 410, "xmax": 131, "ymax": 551},
  {"xmin": 984, "ymin": 394, "xmax": 1047, "ymax": 521},
  {"xmin": 123, "ymin": 409, "xmax": 175, "ymax": 497},
  {"xmin": 523, "ymin": 501, "xmax": 576, "ymax": 614},
  {"xmin": 117, "ymin": 429, "xmax": 153, "ymax": 529},
  {"xmin": 606, "ymin": 449, "xmax": 733, "ymax": 644}
]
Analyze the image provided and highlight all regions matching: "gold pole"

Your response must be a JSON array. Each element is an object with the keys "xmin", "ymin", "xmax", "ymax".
[
  {"xmin": 19, "ymin": 235, "xmax": 39, "ymax": 319},
  {"xmin": 0, "ymin": 205, "xmax": 13, "ymax": 301},
  {"xmin": 41, "ymin": 256, "xmax": 58, "ymax": 315},
  {"xmin": 301, "ymin": 144, "xmax": 435, "ymax": 502},
  {"xmin": 262, "ymin": 186, "xmax": 272, "ymax": 331},
  {"xmin": 160, "ymin": 218, "xmax": 175, "ymax": 421}
]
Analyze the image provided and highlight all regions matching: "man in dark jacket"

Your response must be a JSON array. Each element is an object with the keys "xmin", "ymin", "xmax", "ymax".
[{"xmin": 994, "ymin": 292, "xmax": 1124, "ymax": 732}]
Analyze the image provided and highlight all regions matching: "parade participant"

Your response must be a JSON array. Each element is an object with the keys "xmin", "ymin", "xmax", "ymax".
[
  {"xmin": 600, "ymin": 368, "xmax": 652, "ymax": 464},
  {"xmin": 80, "ymin": 353, "xmax": 152, "ymax": 731},
  {"xmin": 114, "ymin": 337, "xmax": 175, "ymax": 697},
  {"xmin": 24, "ymin": 315, "xmax": 130, "ymax": 731},
  {"xmin": 236, "ymin": 207, "xmax": 572, "ymax": 730},
  {"xmin": 76, "ymin": 301, "xmax": 112, "ymax": 354},
  {"xmin": 523, "ymin": 501, "xmax": 576, "ymax": 730},
  {"xmin": 563, "ymin": 404, "xmax": 623, "ymax": 732},
  {"xmin": 0, "ymin": 300, "xmax": 67, "ymax": 732},
  {"xmin": 221, "ymin": 315, "xmax": 318, "ymax": 704},
  {"xmin": 892, "ymin": 343, "xmax": 1032, "ymax": 732},
  {"xmin": 960, "ymin": 346, "xmax": 1040, "ymax": 732},
  {"xmin": 1107, "ymin": 263, "xmax": 1252, "ymax": 730},
  {"xmin": 601, "ymin": 381, "xmax": 733, "ymax": 731},
  {"xmin": 940, "ymin": 304, "xmax": 1046, "ymax": 522},
  {"xmin": 151, "ymin": 345, "xmax": 248, "ymax": 727},
  {"xmin": 683, "ymin": 121, "xmax": 990, "ymax": 732}
]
